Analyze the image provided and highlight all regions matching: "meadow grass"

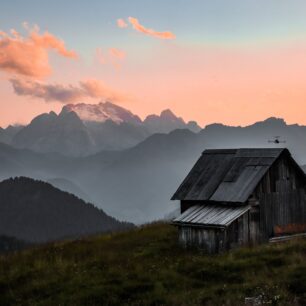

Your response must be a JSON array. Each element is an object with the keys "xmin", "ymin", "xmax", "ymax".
[{"xmin": 0, "ymin": 223, "xmax": 305, "ymax": 305}]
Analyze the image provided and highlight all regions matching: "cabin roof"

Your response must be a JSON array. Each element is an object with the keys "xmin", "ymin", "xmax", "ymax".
[
  {"xmin": 171, "ymin": 148, "xmax": 297, "ymax": 203},
  {"xmin": 172, "ymin": 204, "xmax": 250, "ymax": 227}
]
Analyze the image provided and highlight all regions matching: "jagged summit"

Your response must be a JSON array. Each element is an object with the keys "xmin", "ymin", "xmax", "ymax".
[
  {"xmin": 143, "ymin": 108, "xmax": 201, "ymax": 133},
  {"xmin": 260, "ymin": 117, "xmax": 286, "ymax": 126},
  {"xmin": 63, "ymin": 101, "xmax": 142, "ymax": 125},
  {"xmin": 63, "ymin": 102, "xmax": 201, "ymax": 132},
  {"xmin": 160, "ymin": 109, "xmax": 182, "ymax": 120}
]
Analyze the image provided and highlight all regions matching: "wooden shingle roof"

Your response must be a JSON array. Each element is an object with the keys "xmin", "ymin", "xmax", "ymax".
[{"xmin": 171, "ymin": 148, "xmax": 287, "ymax": 203}]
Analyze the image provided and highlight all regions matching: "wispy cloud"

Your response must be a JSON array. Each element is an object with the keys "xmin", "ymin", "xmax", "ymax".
[
  {"xmin": 80, "ymin": 79, "xmax": 128, "ymax": 102},
  {"xmin": 109, "ymin": 48, "xmax": 125, "ymax": 60},
  {"xmin": 0, "ymin": 24, "xmax": 77, "ymax": 78},
  {"xmin": 94, "ymin": 47, "xmax": 126, "ymax": 69},
  {"xmin": 117, "ymin": 18, "xmax": 128, "ymax": 28},
  {"xmin": 10, "ymin": 78, "xmax": 129, "ymax": 103},
  {"xmin": 125, "ymin": 17, "xmax": 176, "ymax": 40}
]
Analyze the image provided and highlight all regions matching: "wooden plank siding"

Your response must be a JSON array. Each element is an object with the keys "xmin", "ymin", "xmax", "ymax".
[
  {"xmin": 259, "ymin": 190, "xmax": 306, "ymax": 240},
  {"xmin": 178, "ymin": 226, "xmax": 226, "ymax": 253},
  {"xmin": 253, "ymin": 153, "xmax": 306, "ymax": 241},
  {"xmin": 177, "ymin": 211, "xmax": 250, "ymax": 253},
  {"xmin": 226, "ymin": 212, "xmax": 249, "ymax": 249}
]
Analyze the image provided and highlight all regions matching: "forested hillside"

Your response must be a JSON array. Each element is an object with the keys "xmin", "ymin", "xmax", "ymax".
[{"xmin": 0, "ymin": 177, "xmax": 133, "ymax": 242}]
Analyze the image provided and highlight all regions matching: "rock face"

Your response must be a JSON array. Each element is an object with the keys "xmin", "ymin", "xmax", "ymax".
[
  {"xmin": 12, "ymin": 110, "xmax": 94, "ymax": 156},
  {"xmin": 143, "ymin": 109, "xmax": 201, "ymax": 134},
  {"xmin": 63, "ymin": 101, "xmax": 143, "ymax": 125},
  {"xmin": 65, "ymin": 102, "xmax": 201, "ymax": 133},
  {"xmin": 0, "ymin": 125, "xmax": 24, "ymax": 145},
  {"xmin": 9, "ymin": 102, "xmax": 201, "ymax": 156}
]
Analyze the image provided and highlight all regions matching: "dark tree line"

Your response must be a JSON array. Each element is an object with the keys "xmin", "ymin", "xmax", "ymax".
[{"xmin": 0, "ymin": 177, "xmax": 134, "ymax": 243}]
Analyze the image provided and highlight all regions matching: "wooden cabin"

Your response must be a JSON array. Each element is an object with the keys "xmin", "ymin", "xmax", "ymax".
[{"xmin": 171, "ymin": 148, "xmax": 306, "ymax": 253}]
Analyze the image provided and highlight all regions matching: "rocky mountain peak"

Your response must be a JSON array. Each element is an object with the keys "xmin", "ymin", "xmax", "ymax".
[{"xmin": 62, "ymin": 101, "xmax": 142, "ymax": 125}]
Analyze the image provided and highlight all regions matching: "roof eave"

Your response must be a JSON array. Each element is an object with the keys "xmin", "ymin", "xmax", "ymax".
[
  {"xmin": 171, "ymin": 198, "xmax": 247, "ymax": 205},
  {"xmin": 171, "ymin": 222, "xmax": 226, "ymax": 229}
]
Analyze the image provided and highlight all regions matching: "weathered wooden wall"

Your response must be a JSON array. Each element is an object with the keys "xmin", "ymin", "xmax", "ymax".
[
  {"xmin": 253, "ymin": 153, "xmax": 306, "ymax": 241},
  {"xmin": 178, "ymin": 226, "xmax": 226, "ymax": 253},
  {"xmin": 249, "ymin": 206, "xmax": 260, "ymax": 245},
  {"xmin": 226, "ymin": 212, "xmax": 249, "ymax": 249},
  {"xmin": 177, "ymin": 211, "xmax": 250, "ymax": 253},
  {"xmin": 255, "ymin": 154, "xmax": 305, "ymax": 195},
  {"xmin": 259, "ymin": 189, "xmax": 306, "ymax": 240}
]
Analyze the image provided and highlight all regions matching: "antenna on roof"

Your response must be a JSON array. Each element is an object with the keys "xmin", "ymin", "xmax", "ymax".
[{"xmin": 268, "ymin": 136, "xmax": 286, "ymax": 144}]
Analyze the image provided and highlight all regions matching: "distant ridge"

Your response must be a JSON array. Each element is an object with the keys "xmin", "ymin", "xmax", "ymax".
[
  {"xmin": 1, "ymin": 116, "xmax": 306, "ymax": 223},
  {"xmin": 0, "ymin": 177, "xmax": 134, "ymax": 243}
]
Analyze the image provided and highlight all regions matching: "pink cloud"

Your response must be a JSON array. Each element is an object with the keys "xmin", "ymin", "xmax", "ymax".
[
  {"xmin": 10, "ymin": 78, "xmax": 129, "ymax": 104},
  {"xmin": 80, "ymin": 79, "xmax": 129, "ymax": 102},
  {"xmin": 11, "ymin": 78, "xmax": 83, "ymax": 103},
  {"xmin": 117, "ymin": 19, "xmax": 128, "ymax": 28},
  {"xmin": 127, "ymin": 17, "xmax": 175, "ymax": 40},
  {"xmin": 109, "ymin": 48, "xmax": 126, "ymax": 60},
  {"xmin": 0, "ymin": 25, "xmax": 77, "ymax": 78},
  {"xmin": 94, "ymin": 47, "xmax": 126, "ymax": 69}
]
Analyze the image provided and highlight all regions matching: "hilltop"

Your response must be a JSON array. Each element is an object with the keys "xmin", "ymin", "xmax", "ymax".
[
  {"xmin": 0, "ymin": 177, "xmax": 133, "ymax": 243},
  {"xmin": 0, "ymin": 223, "xmax": 305, "ymax": 305}
]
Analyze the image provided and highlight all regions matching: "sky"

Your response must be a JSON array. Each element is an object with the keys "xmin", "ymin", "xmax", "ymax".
[{"xmin": 1, "ymin": 0, "xmax": 306, "ymax": 127}]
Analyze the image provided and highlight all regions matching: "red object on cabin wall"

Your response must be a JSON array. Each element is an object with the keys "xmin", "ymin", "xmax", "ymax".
[{"xmin": 274, "ymin": 223, "xmax": 306, "ymax": 236}]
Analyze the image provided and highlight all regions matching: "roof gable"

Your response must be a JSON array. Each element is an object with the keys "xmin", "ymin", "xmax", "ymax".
[{"xmin": 172, "ymin": 148, "xmax": 290, "ymax": 203}]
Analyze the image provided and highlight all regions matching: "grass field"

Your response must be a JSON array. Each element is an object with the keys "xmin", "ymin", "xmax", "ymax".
[{"xmin": 0, "ymin": 223, "xmax": 305, "ymax": 305}]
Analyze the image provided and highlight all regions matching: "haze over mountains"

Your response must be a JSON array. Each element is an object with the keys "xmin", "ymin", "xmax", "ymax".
[
  {"xmin": 0, "ymin": 125, "xmax": 23, "ymax": 145},
  {"xmin": 1, "ymin": 105, "xmax": 306, "ymax": 223},
  {"xmin": 0, "ymin": 177, "xmax": 133, "ymax": 243},
  {"xmin": 0, "ymin": 102, "xmax": 201, "ymax": 156}
]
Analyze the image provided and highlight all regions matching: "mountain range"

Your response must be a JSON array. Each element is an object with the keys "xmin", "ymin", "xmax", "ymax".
[
  {"xmin": 0, "ymin": 125, "xmax": 23, "ymax": 144},
  {"xmin": 1, "ymin": 102, "xmax": 201, "ymax": 156},
  {"xmin": 1, "ymin": 114, "xmax": 306, "ymax": 224}
]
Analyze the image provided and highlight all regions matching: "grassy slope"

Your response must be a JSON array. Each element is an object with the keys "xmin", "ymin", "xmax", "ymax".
[{"xmin": 0, "ymin": 223, "xmax": 305, "ymax": 306}]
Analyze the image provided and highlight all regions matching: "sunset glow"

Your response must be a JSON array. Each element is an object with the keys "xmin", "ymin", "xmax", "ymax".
[{"xmin": 1, "ymin": 0, "xmax": 306, "ymax": 127}]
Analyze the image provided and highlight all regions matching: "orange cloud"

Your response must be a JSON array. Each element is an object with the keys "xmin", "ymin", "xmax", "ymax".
[
  {"xmin": 117, "ymin": 19, "xmax": 128, "ymax": 28},
  {"xmin": 127, "ymin": 17, "xmax": 175, "ymax": 40},
  {"xmin": 10, "ymin": 78, "xmax": 129, "ymax": 104},
  {"xmin": 0, "ymin": 25, "xmax": 77, "ymax": 78}
]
